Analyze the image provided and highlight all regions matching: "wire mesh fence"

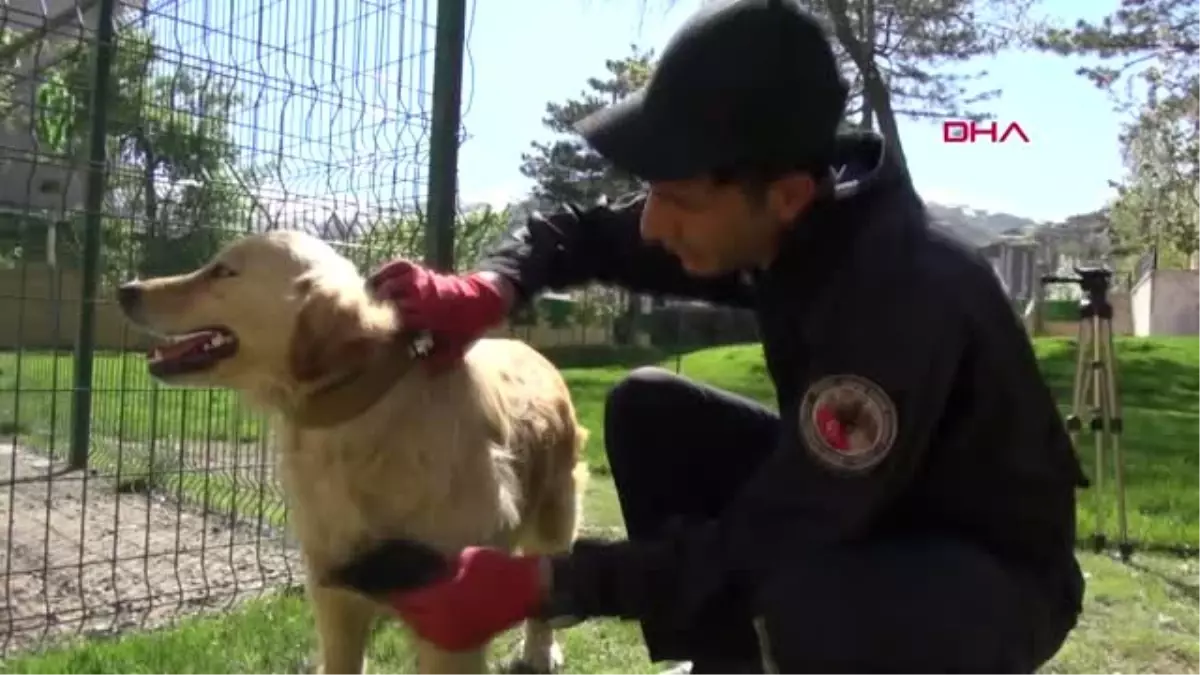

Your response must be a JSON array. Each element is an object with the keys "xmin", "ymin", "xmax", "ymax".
[
  {"xmin": 0, "ymin": 0, "xmax": 762, "ymax": 653},
  {"xmin": 0, "ymin": 0, "xmax": 463, "ymax": 656}
]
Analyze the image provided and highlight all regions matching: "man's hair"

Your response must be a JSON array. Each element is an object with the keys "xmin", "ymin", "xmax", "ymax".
[{"xmin": 710, "ymin": 154, "xmax": 833, "ymax": 203}]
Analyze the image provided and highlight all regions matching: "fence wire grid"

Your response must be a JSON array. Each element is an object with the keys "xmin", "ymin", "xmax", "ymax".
[{"xmin": 0, "ymin": 0, "xmax": 475, "ymax": 656}]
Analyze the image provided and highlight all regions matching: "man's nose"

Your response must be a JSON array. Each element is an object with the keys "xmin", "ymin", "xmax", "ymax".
[
  {"xmin": 639, "ymin": 210, "xmax": 667, "ymax": 244},
  {"xmin": 117, "ymin": 283, "xmax": 142, "ymax": 312}
]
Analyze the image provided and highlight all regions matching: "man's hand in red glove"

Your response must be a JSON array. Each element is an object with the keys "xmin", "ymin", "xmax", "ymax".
[
  {"xmin": 368, "ymin": 260, "xmax": 510, "ymax": 335},
  {"xmin": 367, "ymin": 260, "xmax": 511, "ymax": 373},
  {"xmin": 327, "ymin": 538, "xmax": 548, "ymax": 652}
]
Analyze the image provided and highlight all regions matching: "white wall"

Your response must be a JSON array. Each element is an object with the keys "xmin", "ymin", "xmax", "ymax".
[
  {"xmin": 0, "ymin": 0, "xmax": 96, "ymax": 212},
  {"xmin": 1131, "ymin": 274, "xmax": 1153, "ymax": 337},
  {"xmin": 1152, "ymin": 270, "xmax": 1199, "ymax": 335}
]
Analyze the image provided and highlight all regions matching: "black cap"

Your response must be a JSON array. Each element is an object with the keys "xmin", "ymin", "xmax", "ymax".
[{"xmin": 576, "ymin": 0, "xmax": 848, "ymax": 182}]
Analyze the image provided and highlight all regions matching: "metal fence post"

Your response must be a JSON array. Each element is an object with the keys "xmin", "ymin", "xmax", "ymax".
[
  {"xmin": 424, "ymin": 0, "xmax": 468, "ymax": 272},
  {"xmin": 68, "ymin": 0, "xmax": 118, "ymax": 470}
]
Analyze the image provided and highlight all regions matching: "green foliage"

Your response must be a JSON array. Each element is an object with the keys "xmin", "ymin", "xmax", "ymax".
[
  {"xmin": 1038, "ymin": 0, "xmax": 1199, "ymax": 268},
  {"xmin": 542, "ymin": 296, "xmax": 574, "ymax": 329},
  {"xmin": 518, "ymin": 45, "xmax": 652, "ymax": 205},
  {"xmin": 0, "ymin": 213, "xmax": 57, "ymax": 267},
  {"xmin": 0, "ymin": 25, "xmax": 253, "ymax": 284},
  {"xmin": 510, "ymin": 301, "xmax": 539, "ymax": 327},
  {"xmin": 571, "ymin": 300, "xmax": 605, "ymax": 329},
  {"xmin": 530, "ymin": 0, "xmax": 1041, "ymax": 216},
  {"xmin": 352, "ymin": 204, "xmax": 512, "ymax": 273},
  {"xmin": 805, "ymin": 0, "xmax": 1040, "ymax": 166},
  {"xmin": 515, "ymin": 48, "xmax": 658, "ymax": 344},
  {"xmin": 520, "ymin": 9, "xmax": 1050, "ymax": 343},
  {"xmin": 1041, "ymin": 299, "xmax": 1080, "ymax": 323}
]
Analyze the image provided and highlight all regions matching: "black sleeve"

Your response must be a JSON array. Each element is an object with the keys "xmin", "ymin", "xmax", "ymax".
[
  {"xmin": 548, "ymin": 295, "xmax": 964, "ymax": 626},
  {"xmin": 476, "ymin": 193, "xmax": 755, "ymax": 308}
]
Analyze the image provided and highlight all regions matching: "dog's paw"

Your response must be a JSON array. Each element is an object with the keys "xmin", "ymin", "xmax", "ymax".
[
  {"xmin": 497, "ymin": 659, "xmax": 557, "ymax": 675},
  {"xmin": 300, "ymin": 653, "xmax": 370, "ymax": 674},
  {"xmin": 500, "ymin": 642, "xmax": 563, "ymax": 675},
  {"xmin": 292, "ymin": 655, "xmax": 317, "ymax": 674}
]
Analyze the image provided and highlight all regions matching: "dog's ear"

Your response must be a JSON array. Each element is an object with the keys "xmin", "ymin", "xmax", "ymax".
[{"xmin": 288, "ymin": 278, "xmax": 399, "ymax": 382}]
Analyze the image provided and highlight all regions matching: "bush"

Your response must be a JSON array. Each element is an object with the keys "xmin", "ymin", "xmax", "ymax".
[
  {"xmin": 538, "ymin": 344, "xmax": 669, "ymax": 369},
  {"xmin": 1042, "ymin": 299, "xmax": 1080, "ymax": 322},
  {"xmin": 645, "ymin": 304, "xmax": 759, "ymax": 349}
]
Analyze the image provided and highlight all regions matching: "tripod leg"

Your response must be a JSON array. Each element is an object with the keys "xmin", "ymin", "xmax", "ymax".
[
  {"xmin": 1087, "ymin": 315, "xmax": 1108, "ymax": 552},
  {"xmin": 1068, "ymin": 318, "xmax": 1103, "ymax": 551},
  {"xmin": 1099, "ymin": 319, "xmax": 1131, "ymax": 561},
  {"xmin": 1067, "ymin": 319, "xmax": 1090, "ymax": 456}
]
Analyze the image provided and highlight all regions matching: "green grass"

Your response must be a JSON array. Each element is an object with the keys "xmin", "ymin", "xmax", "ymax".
[
  {"xmin": 0, "ymin": 337, "xmax": 1196, "ymax": 543},
  {"xmin": 1034, "ymin": 337, "xmax": 1199, "ymax": 549},
  {"xmin": 1, "ymin": 337, "xmax": 1198, "ymax": 672},
  {"xmin": 3, "ymin": 477, "xmax": 1197, "ymax": 674},
  {"xmin": 561, "ymin": 336, "xmax": 1200, "ymax": 549}
]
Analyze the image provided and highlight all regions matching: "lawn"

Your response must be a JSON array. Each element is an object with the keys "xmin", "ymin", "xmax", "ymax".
[
  {"xmin": 1, "ymin": 336, "xmax": 1197, "ymax": 673},
  {"xmin": 2, "ymin": 478, "xmax": 1197, "ymax": 674}
]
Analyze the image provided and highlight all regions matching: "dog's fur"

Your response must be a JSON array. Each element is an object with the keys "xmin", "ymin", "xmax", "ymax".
[{"xmin": 119, "ymin": 230, "xmax": 589, "ymax": 674}]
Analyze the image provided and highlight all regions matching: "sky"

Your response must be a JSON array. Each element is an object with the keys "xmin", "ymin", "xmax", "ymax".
[
  {"xmin": 151, "ymin": 0, "xmax": 1127, "ymax": 225},
  {"xmin": 455, "ymin": 0, "xmax": 1123, "ymax": 223}
]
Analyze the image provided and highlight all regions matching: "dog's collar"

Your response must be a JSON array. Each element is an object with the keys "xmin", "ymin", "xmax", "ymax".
[{"xmin": 290, "ymin": 330, "xmax": 434, "ymax": 429}]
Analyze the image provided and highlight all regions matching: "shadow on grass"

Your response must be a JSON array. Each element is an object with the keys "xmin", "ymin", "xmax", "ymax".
[
  {"xmin": 1126, "ymin": 558, "xmax": 1200, "ymax": 601},
  {"xmin": 1035, "ymin": 338, "xmax": 1199, "ymax": 415}
]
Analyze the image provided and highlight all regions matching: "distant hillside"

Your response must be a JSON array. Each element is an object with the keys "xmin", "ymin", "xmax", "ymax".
[
  {"xmin": 924, "ymin": 201, "xmax": 1046, "ymax": 248},
  {"xmin": 502, "ymin": 194, "xmax": 1053, "ymax": 251}
]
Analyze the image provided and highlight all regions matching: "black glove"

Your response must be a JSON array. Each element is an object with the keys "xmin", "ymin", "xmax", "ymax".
[{"xmin": 325, "ymin": 538, "xmax": 450, "ymax": 596}]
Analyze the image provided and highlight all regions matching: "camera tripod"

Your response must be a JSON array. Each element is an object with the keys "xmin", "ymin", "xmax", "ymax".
[{"xmin": 1041, "ymin": 266, "xmax": 1131, "ymax": 562}]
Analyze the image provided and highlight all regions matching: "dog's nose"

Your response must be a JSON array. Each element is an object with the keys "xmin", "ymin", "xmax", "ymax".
[{"xmin": 117, "ymin": 283, "xmax": 142, "ymax": 312}]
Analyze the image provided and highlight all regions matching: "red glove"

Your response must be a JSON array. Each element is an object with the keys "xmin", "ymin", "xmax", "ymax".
[
  {"xmin": 369, "ymin": 260, "xmax": 508, "ymax": 334},
  {"xmin": 368, "ymin": 261, "xmax": 509, "ymax": 372},
  {"xmin": 388, "ymin": 546, "xmax": 546, "ymax": 652}
]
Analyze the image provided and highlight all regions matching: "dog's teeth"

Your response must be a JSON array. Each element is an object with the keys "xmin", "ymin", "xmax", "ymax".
[{"xmin": 149, "ymin": 348, "xmax": 163, "ymax": 361}]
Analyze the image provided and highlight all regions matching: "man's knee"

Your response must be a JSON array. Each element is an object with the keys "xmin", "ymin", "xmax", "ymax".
[
  {"xmin": 603, "ymin": 366, "xmax": 778, "ymax": 501},
  {"xmin": 604, "ymin": 367, "xmax": 685, "ymax": 454},
  {"xmin": 605, "ymin": 367, "xmax": 682, "ymax": 421},
  {"xmin": 604, "ymin": 366, "xmax": 675, "ymax": 469}
]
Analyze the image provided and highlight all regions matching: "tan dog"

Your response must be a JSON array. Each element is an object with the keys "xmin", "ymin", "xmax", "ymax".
[{"xmin": 118, "ymin": 230, "xmax": 589, "ymax": 674}]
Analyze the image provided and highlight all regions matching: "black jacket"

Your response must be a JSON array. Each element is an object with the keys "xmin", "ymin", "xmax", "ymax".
[{"xmin": 479, "ymin": 132, "xmax": 1086, "ymax": 655}]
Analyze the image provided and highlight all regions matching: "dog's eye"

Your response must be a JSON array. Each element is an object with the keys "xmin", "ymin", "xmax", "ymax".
[{"xmin": 209, "ymin": 263, "xmax": 237, "ymax": 279}]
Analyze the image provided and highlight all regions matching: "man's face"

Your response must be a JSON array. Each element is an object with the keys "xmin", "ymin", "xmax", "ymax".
[{"xmin": 639, "ymin": 174, "xmax": 812, "ymax": 276}]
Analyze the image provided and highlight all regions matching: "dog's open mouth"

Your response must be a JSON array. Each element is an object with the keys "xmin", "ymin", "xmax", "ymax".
[{"xmin": 147, "ymin": 327, "xmax": 238, "ymax": 377}]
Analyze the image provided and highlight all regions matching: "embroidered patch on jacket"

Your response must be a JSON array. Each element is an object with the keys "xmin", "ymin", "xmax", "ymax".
[{"xmin": 798, "ymin": 374, "xmax": 898, "ymax": 473}]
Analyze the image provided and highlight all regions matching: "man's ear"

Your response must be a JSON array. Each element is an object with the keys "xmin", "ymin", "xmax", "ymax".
[
  {"xmin": 767, "ymin": 172, "xmax": 817, "ymax": 222},
  {"xmin": 288, "ymin": 279, "xmax": 399, "ymax": 382}
]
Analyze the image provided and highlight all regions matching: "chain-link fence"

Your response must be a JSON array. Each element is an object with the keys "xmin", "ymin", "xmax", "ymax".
[{"xmin": 0, "ymin": 0, "xmax": 475, "ymax": 655}]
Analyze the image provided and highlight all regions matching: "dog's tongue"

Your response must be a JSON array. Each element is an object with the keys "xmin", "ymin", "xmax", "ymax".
[{"xmin": 149, "ymin": 332, "xmax": 215, "ymax": 361}]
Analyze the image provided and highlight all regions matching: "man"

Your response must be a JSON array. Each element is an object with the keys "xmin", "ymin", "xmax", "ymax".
[{"xmin": 336, "ymin": 0, "xmax": 1088, "ymax": 671}]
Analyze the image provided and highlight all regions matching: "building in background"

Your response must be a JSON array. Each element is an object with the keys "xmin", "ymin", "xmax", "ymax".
[{"xmin": 980, "ymin": 234, "xmax": 1039, "ymax": 304}]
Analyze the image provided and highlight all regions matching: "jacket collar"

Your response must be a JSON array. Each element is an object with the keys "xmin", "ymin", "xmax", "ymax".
[{"xmin": 763, "ymin": 132, "xmax": 917, "ymax": 289}]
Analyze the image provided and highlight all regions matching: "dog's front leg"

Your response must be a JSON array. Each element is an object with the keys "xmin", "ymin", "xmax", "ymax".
[
  {"xmin": 309, "ymin": 584, "xmax": 377, "ymax": 674},
  {"xmin": 413, "ymin": 638, "xmax": 489, "ymax": 674}
]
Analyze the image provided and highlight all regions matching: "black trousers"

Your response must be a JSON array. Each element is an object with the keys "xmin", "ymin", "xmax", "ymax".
[{"xmin": 603, "ymin": 367, "xmax": 1076, "ymax": 674}]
